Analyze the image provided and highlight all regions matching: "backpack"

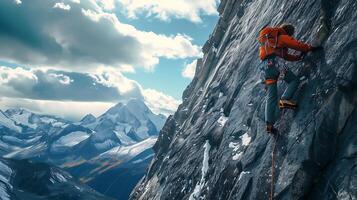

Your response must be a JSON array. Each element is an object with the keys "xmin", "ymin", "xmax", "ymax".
[{"xmin": 258, "ymin": 27, "xmax": 287, "ymax": 49}]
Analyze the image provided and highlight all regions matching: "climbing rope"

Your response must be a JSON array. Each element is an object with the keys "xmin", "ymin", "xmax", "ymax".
[{"xmin": 270, "ymin": 133, "xmax": 279, "ymax": 200}]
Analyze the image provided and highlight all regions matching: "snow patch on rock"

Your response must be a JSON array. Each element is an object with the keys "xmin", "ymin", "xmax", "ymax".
[
  {"xmin": 217, "ymin": 115, "xmax": 228, "ymax": 127},
  {"xmin": 238, "ymin": 171, "xmax": 251, "ymax": 181},
  {"xmin": 100, "ymin": 137, "xmax": 157, "ymax": 161},
  {"xmin": 241, "ymin": 132, "xmax": 251, "ymax": 146},
  {"xmin": 53, "ymin": 131, "xmax": 90, "ymax": 148},
  {"xmin": 189, "ymin": 140, "xmax": 211, "ymax": 200},
  {"xmin": 0, "ymin": 160, "xmax": 12, "ymax": 200},
  {"xmin": 0, "ymin": 111, "xmax": 22, "ymax": 132}
]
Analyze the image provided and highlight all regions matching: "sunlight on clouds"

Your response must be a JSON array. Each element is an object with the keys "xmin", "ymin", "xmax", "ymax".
[
  {"xmin": 0, "ymin": 1, "xmax": 201, "ymax": 72},
  {"xmin": 0, "ymin": 65, "xmax": 180, "ymax": 118},
  {"xmin": 82, "ymin": 9, "xmax": 201, "ymax": 70},
  {"xmin": 54, "ymin": 2, "xmax": 71, "ymax": 10},
  {"xmin": 119, "ymin": 64, "xmax": 136, "ymax": 73},
  {"xmin": 48, "ymin": 73, "xmax": 73, "ymax": 85},
  {"xmin": 90, "ymin": 67, "xmax": 138, "ymax": 94},
  {"xmin": 182, "ymin": 60, "xmax": 197, "ymax": 79},
  {"xmin": 118, "ymin": 0, "xmax": 219, "ymax": 23},
  {"xmin": 0, "ymin": 67, "xmax": 38, "ymax": 84},
  {"xmin": 90, "ymin": 67, "xmax": 180, "ymax": 115},
  {"xmin": 0, "ymin": 66, "xmax": 38, "ymax": 96},
  {"xmin": 142, "ymin": 89, "xmax": 181, "ymax": 116},
  {"xmin": 0, "ymin": 0, "xmax": 199, "ymax": 118}
]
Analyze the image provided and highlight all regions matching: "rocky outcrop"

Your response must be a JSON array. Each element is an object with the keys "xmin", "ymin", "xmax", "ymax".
[{"xmin": 131, "ymin": 0, "xmax": 357, "ymax": 199}]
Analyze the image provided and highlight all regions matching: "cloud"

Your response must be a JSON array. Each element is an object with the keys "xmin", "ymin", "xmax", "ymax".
[
  {"xmin": 182, "ymin": 60, "xmax": 197, "ymax": 79},
  {"xmin": 0, "ymin": 0, "xmax": 200, "ymax": 71},
  {"xmin": 94, "ymin": 0, "xmax": 115, "ymax": 10},
  {"xmin": 48, "ymin": 73, "xmax": 73, "ymax": 84},
  {"xmin": 142, "ymin": 89, "xmax": 181, "ymax": 116},
  {"xmin": 71, "ymin": 0, "xmax": 80, "ymax": 4},
  {"xmin": 53, "ymin": 2, "xmax": 71, "ymax": 10},
  {"xmin": 0, "ymin": 0, "xmax": 190, "ymax": 118},
  {"xmin": 0, "ymin": 66, "xmax": 142, "ymax": 102},
  {"xmin": 89, "ymin": 67, "xmax": 141, "ymax": 94},
  {"xmin": 0, "ymin": 97, "xmax": 114, "ymax": 121},
  {"xmin": 80, "ymin": 8, "xmax": 201, "ymax": 70},
  {"xmin": 118, "ymin": 0, "xmax": 219, "ymax": 23},
  {"xmin": 0, "ymin": 66, "xmax": 180, "ymax": 117},
  {"xmin": 0, "ymin": 66, "xmax": 38, "ymax": 97}
]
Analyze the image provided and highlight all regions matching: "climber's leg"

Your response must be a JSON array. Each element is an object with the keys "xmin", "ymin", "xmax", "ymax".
[
  {"xmin": 266, "ymin": 81, "xmax": 278, "ymax": 126},
  {"xmin": 263, "ymin": 60, "xmax": 279, "ymax": 133},
  {"xmin": 280, "ymin": 69, "xmax": 299, "ymax": 109}
]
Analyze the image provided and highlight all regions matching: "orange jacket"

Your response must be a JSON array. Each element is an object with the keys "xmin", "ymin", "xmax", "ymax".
[{"xmin": 259, "ymin": 31, "xmax": 312, "ymax": 61}]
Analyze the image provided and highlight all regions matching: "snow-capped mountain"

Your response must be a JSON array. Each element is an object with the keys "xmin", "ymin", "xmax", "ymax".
[
  {"xmin": 0, "ymin": 99, "xmax": 165, "ymax": 160},
  {"xmin": 74, "ymin": 99, "xmax": 166, "ymax": 157},
  {"xmin": 5, "ymin": 107, "xmax": 69, "ymax": 130},
  {"xmin": 0, "ymin": 99, "xmax": 167, "ymax": 200}
]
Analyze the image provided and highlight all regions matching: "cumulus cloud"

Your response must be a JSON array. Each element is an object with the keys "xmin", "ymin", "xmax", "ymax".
[
  {"xmin": 0, "ymin": 66, "xmax": 180, "ymax": 117},
  {"xmin": 0, "ymin": 0, "xmax": 192, "ymax": 118},
  {"xmin": 89, "ymin": 67, "xmax": 141, "ymax": 94},
  {"xmin": 80, "ymin": 8, "xmax": 201, "ymax": 70},
  {"xmin": 182, "ymin": 59, "xmax": 197, "ymax": 79},
  {"xmin": 0, "ymin": 66, "xmax": 142, "ymax": 102},
  {"xmin": 0, "ymin": 0, "xmax": 200, "ymax": 71},
  {"xmin": 71, "ymin": 0, "xmax": 80, "ymax": 4},
  {"xmin": 53, "ymin": 2, "xmax": 71, "ymax": 10},
  {"xmin": 48, "ymin": 73, "xmax": 73, "ymax": 84},
  {"xmin": 0, "ymin": 66, "xmax": 38, "ymax": 97},
  {"xmin": 142, "ymin": 89, "xmax": 181, "ymax": 116},
  {"xmin": 118, "ymin": 0, "xmax": 219, "ymax": 23}
]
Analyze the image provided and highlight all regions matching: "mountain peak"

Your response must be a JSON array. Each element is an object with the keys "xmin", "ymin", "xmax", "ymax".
[
  {"xmin": 5, "ymin": 107, "xmax": 32, "ymax": 116},
  {"xmin": 102, "ymin": 99, "xmax": 150, "ymax": 118},
  {"xmin": 80, "ymin": 114, "xmax": 96, "ymax": 124},
  {"xmin": 126, "ymin": 99, "xmax": 150, "ymax": 112}
]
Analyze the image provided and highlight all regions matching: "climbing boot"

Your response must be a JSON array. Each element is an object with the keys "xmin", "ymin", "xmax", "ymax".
[
  {"xmin": 279, "ymin": 99, "xmax": 298, "ymax": 110},
  {"xmin": 266, "ymin": 123, "xmax": 277, "ymax": 135}
]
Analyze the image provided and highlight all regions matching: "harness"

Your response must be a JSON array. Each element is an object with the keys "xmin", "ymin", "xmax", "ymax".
[
  {"xmin": 265, "ymin": 79, "xmax": 278, "ymax": 85},
  {"xmin": 262, "ymin": 57, "xmax": 279, "ymax": 85}
]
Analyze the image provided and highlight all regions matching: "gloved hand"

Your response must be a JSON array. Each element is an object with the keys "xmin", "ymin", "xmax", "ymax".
[{"xmin": 310, "ymin": 46, "xmax": 323, "ymax": 52}]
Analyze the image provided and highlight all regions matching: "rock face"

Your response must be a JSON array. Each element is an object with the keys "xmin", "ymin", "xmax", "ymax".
[{"xmin": 131, "ymin": 0, "xmax": 357, "ymax": 200}]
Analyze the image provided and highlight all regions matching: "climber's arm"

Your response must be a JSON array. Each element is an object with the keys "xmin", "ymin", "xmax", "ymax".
[{"xmin": 279, "ymin": 35, "xmax": 312, "ymax": 52}]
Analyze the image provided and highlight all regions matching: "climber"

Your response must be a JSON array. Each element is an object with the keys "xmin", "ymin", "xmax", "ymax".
[{"xmin": 258, "ymin": 23, "xmax": 322, "ymax": 134}]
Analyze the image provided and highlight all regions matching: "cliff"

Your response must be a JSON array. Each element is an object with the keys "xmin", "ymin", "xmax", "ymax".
[{"xmin": 131, "ymin": 0, "xmax": 357, "ymax": 199}]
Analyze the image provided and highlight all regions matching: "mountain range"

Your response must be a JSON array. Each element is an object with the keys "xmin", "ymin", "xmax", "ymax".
[{"xmin": 0, "ymin": 99, "xmax": 167, "ymax": 200}]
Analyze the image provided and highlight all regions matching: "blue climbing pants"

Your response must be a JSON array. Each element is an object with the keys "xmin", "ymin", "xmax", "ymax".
[{"xmin": 261, "ymin": 58, "xmax": 300, "ymax": 124}]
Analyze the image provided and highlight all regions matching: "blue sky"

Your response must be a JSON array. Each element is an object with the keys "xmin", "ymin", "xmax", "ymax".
[
  {"xmin": 0, "ymin": 0, "xmax": 219, "ymax": 119},
  {"xmin": 122, "ymin": 14, "xmax": 218, "ymax": 99}
]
